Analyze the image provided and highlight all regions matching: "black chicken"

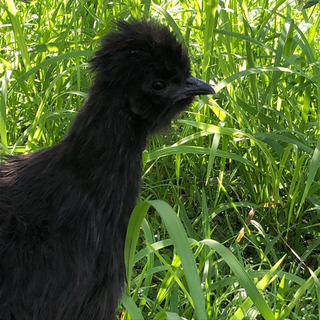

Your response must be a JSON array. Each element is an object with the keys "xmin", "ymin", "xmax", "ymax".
[{"xmin": 0, "ymin": 20, "xmax": 214, "ymax": 319}]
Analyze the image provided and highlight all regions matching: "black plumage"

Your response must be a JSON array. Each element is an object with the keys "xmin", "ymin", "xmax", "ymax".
[{"xmin": 0, "ymin": 20, "xmax": 214, "ymax": 319}]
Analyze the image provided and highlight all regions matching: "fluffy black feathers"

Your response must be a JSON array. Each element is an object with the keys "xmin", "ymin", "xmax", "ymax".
[{"xmin": 0, "ymin": 20, "xmax": 213, "ymax": 319}]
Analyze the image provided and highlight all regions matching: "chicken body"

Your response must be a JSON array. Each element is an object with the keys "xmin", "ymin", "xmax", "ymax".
[{"xmin": 0, "ymin": 20, "xmax": 213, "ymax": 319}]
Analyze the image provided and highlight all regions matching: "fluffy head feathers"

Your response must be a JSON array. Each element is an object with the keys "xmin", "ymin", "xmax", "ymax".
[
  {"xmin": 90, "ymin": 20, "xmax": 213, "ymax": 133},
  {"xmin": 91, "ymin": 20, "xmax": 190, "ymax": 89}
]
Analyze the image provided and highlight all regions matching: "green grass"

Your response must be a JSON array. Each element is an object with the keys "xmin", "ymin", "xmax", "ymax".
[{"xmin": 1, "ymin": 0, "xmax": 320, "ymax": 319}]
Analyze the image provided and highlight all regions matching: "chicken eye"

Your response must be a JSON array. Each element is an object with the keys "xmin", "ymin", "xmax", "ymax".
[{"xmin": 151, "ymin": 80, "xmax": 167, "ymax": 92}]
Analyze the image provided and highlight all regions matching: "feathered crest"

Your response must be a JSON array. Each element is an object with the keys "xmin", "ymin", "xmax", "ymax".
[{"xmin": 91, "ymin": 19, "xmax": 190, "ymax": 88}]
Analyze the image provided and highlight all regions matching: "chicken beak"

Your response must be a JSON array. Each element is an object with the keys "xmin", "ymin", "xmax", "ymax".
[{"xmin": 174, "ymin": 75, "xmax": 215, "ymax": 102}]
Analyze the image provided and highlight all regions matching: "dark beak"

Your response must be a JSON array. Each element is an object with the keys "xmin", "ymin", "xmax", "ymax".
[{"xmin": 174, "ymin": 75, "xmax": 215, "ymax": 102}]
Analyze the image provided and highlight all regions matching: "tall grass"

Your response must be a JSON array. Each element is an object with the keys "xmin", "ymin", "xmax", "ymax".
[{"xmin": 1, "ymin": 0, "xmax": 320, "ymax": 319}]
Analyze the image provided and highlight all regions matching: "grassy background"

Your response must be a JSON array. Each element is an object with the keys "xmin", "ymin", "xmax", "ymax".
[{"xmin": 1, "ymin": 0, "xmax": 320, "ymax": 319}]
